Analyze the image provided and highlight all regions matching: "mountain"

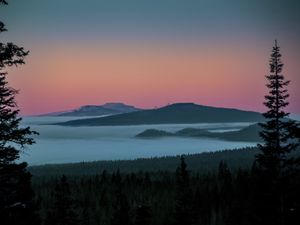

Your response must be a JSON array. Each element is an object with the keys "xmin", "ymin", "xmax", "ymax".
[
  {"xmin": 136, "ymin": 123, "xmax": 262, "ymax": 142},
  {"xmin": 39, "ymin": 103, "xmax": 142, "ymax": 117},
  {"xmin": 55, "ymin": 103, "xmax": 264, "ymax": 126},
  {"xmin": 101, "ymin": 102, "xmax": 141, "ymax": 113}
]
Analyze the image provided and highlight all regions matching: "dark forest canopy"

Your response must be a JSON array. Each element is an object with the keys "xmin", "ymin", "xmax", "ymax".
[
  {"xmin": 29, "ymin": 147, "xmax": 300, "ymax": 177},
  {"xmin": 32, "ymin": 155, "xmax": 300, "ymax": 225}
]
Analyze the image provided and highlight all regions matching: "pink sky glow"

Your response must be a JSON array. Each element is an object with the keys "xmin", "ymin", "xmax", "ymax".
[{"xmin": 7, "ymin": 41, "xmax": 300, "ymax": 116}]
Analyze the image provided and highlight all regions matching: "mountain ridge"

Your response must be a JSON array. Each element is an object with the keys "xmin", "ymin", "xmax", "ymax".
[
  {"xmin": 55, "ymin": 103, "xmax": 264, "ymax": 126},
  {"xmin": 38, "ymin": 102, "xmax": 142, "ymax": 117}
]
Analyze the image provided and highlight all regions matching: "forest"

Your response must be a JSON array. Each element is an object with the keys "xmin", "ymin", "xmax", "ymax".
[
  {"xmin": 32, "ymin": 156, "xmax": 300, "ymax": 225},
  {"xmin": 29, "ymin": 147, "xmax": 299, "ymax": 176},
  {"xmin": 29, "ymin": 147, "xmax": 260, "ymax": 176}
]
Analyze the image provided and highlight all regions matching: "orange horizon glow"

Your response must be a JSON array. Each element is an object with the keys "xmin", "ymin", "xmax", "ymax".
[{"xmin": 7, "ymin": 42, "xmax": 300, "ymax": 116}]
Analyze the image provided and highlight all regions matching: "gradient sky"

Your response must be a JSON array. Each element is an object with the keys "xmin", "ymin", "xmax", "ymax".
[{"xmin": 1, "ymin": 0, "xmax": 299, "ymax": 115}]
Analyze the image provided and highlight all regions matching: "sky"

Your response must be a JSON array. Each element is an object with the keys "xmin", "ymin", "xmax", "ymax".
[{"xmin": 1, "ymin": 0, "xmax": 299, "ymax": 115}]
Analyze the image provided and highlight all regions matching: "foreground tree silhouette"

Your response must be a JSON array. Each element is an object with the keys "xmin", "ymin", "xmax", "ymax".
[
  {"xmin": 254, "ymin": 40, "xmax": 300, "ymax": 225},
  {"xmin": 0, "ymin": 1, "xmax": 40, "ymax": 224},
  {"xmin": 45, "ymin": 176, "xmax": 79, "ymax": 225},
  {"xmin": 257, "ymin": 40, "xmax": 299, "ymax": 178},
  {"xmin": 111, "ymin": 174, "xmax": 131, "ymax": 225},
  {"xmin": 174, "ymin": 156, "xmax": 193, "ymax": 225},
  {"xmin": 134, "ymin": 204, "xmax": 152, "ymax": 225}
]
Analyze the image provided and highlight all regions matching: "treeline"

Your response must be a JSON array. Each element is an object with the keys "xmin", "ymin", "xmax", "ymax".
[
  {"xmin": 32, "ymin": 157, "xmax": 300, "ymax": 225},
  {"xmin": 29, "ymin": 147, "xmax": 260, "ymax": 176},
  {"xmin": 30, "ymin": 147, "xmax": 300, "ymax": 176}
]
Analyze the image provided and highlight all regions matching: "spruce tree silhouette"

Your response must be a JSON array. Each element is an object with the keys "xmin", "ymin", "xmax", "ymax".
[
  {"xmin": 134, "ymin": 204, "xmax": 152, "ymax": 225},
  {"xmin": 111, "ymin": 173, "xmax": 131, "ymax": 225},
  {"xmin": 254, "ymin": 40, "xmax": 300, "ymax": 225},
  {"xmin": 257, "ymin": 40, "xmax": 299, "ymax": 177},
  {"xmin": 45, "ymin": 175, "xmax": 79, "ymax": 225},
  {"xmin": 174, "ymin": 156, "xmax": 193, "ymax": 225},
  {"xmin": 0, "ymin": 1, "xmax": 40, "ymax": 225}
]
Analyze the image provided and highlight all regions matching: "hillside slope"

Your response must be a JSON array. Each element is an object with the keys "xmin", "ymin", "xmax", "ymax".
[
  {"xmin": 136, "ymin": 123, "xmax": 262, "ymax": 142},
  {"xmin": 56, "ymin": 103, "xmax": 263, "ymax": 126},
  {"xmin": 39, "ymin": 103, "xmax": 142, "ymax": 117}
]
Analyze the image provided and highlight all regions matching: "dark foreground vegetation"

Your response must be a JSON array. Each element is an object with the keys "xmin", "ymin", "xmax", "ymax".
[{"xmin": 32, "ymin": 156, "xmax": 300, "ymax": 225}]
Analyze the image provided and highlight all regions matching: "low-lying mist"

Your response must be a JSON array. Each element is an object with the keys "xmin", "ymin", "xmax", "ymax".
[{"xmin": 20, "ymin": 117, "xmax": 256, "ymax": 165}]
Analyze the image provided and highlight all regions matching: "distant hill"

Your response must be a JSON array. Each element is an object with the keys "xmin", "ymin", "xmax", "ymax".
[
  {"xmin": 56, "ymin": 103, "xmax": 264, "ymax": 126},
  {"xmin": 136, "ymin": 123, "xmax": 262, "ymax": 142},
  {"xmin": 135, "ymin": 129, "xmax": 174, "ymax": 138},
  {"xmin": 39, "ymin": 103, "xmax": 142, "ymax": 117}
]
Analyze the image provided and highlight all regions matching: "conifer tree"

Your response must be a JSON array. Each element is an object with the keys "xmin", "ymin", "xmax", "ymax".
[
  {"xmin": 0, "ymin": 1, "xmax": 40, "ymax": 225},
  {"xmin": 45, "ymin": 175, "xmax": 79, "ymax": 225},
  {"xmin": 134, "ymin": 204, "xmax": 152, "ymax": 225},
  {"xmin": 174, "ymin": 156, "xmax": 193, "ymax": 225},
  {"xmin": 257, "ymin": 40, "xmax": 299, "ymax": 176},
  {"xmin": 111, "ymin": 180, "xmax": 131, "ymax": 225},
  {"xmin": 218, "ymin": 161, "xmax": 232, "ymax": 204},
  {"xmin": 254, "ymin": 40, "xmax": 300, "ymax": 225}
]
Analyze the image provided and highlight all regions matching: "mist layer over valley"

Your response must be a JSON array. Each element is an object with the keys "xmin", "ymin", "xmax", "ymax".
[{"xmin": 20, "ymin": 116, "xmax": 257, "ymax": 165}]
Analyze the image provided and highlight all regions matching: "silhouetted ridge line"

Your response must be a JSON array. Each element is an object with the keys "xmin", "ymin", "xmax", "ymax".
[
  {"xmin": 38, "ymin": 102, "xmax": 142, "ymax": 117},
  {"xmin": 54, "ymin": 103, "xmax": 264, "ymax": 126}
]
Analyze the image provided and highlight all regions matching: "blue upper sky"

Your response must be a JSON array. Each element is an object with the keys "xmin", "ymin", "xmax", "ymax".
[{"xmin": 1, "ymin": 0, "xmax": 299, "ymax": 45}]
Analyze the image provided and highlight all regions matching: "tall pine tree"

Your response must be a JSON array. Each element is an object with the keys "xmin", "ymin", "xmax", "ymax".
[
  {"xmin": 174, "ymin": 156, "xmax": 193, "ymax": 225},
  {"xmin": 257, "ymin": 40, "xmax": 299, "ymax": 177},
  {"xmin": 0, "ymin": 1, "xmax": 40, "ymax": 225},
  {"xmin": 45, "ymin": 175, "xmax": 79, "ymax": 225},
  {"xmin": 254, "ymin": 40, "xmax": 300, "ymax": 225},
  {"xmin": 111, "ymin": 172, "xmax": 131, "ymax": 225}
]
